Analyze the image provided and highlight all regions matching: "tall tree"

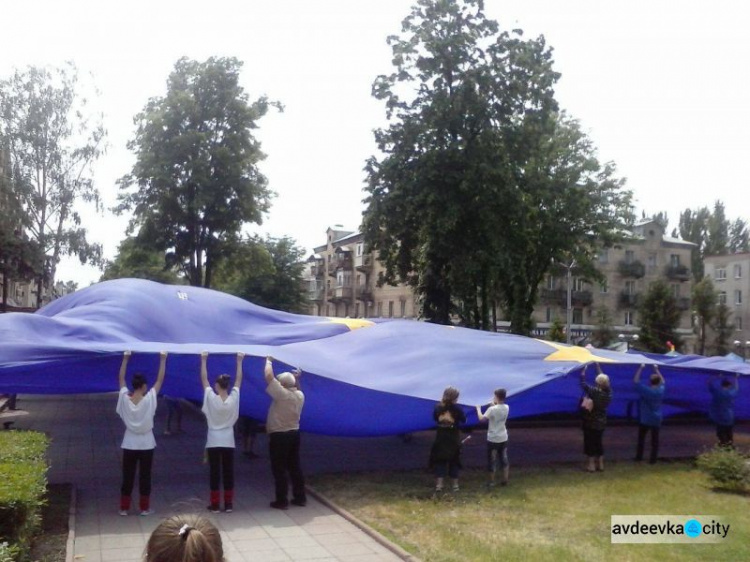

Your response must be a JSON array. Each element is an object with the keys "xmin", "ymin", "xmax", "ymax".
[
  {"xmin": 362, "ymin": 0, "xmax": 633, "ymax": 333},
  {"xmin": 711, "ymin": 302, "xmax": 734, "ymax": 356},
  {"xmin": 117, "ymin": 57, "xmax": 279, "ymax": 288},
  {"xmin": 729, "ymin": 218, "xmax": 750, "ymax": 253},
  {"xmin": 692, "ymin": 276, "xmax": 717, "ymax": 355},
  {"xmin": 677, "ymin": 206, "xmax": 710, "ymax": 281},
  {"xmin": 100, "ymin": 236, "xmax": 185, "ymax": 284},
  {"xmin": 0, "ymin": 64, "xmax": 105, "ymax": 303},
  {"xmin": 590, "ymin": 306, "xmax": 615, "ymax": 349},
  {"xmin": 213, "ymin": 235, "xmax": 307, "ymax": 313},
  {"xmin": 705, "ymin": 200, "xmax": 729, "ymax": 256},
  {"xmin": 637, "ymin": 279, "xmax": 682, "ymax": 353}
]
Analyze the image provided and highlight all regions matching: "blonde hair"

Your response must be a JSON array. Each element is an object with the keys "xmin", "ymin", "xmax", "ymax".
[
  {"xmin": 145, "ymin": 515, "xmax": 224, "ymax": 562},
  {"xmin": 441, "ymin": 386, "xmax": 460, "ymax": 405},
  {"xmin": 595, "ymin": 374, "xmax": 610, "ymax": 390}
]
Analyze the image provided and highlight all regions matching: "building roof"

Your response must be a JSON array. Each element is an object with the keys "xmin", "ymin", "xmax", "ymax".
[{"xmin": 661, "ymin": 236, "xmax": 697, "ymax": 247}]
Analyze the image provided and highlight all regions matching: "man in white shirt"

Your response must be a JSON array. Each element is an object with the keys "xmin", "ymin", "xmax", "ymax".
[
  {"xmin": 264, "ymin": 356, "xmax": 305, "ymax": 510},
  {"xmin": 476, "ymin": 388, "xmax": 510, "ymax": 486},
  {"xmin": 116, "ymin": 350, "xmax": 167, "ymax": 515}
]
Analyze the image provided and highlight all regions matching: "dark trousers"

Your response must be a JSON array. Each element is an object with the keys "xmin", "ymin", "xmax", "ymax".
[
  {"xmin": 269, "ymin": 430, "xmax": 305, "ymax": 504},
  {"xmin": 582, "ymin": 428, "xmax": 604, "ymax": 457},
  {"xmin": 636, "ymin": 424, "xmax": 660, "ymax": 464},
  {"xmin": 716, "ymin": 425, "xmax": 734, "ymax": 448},
  {"xmin": 207, "ymin": 447, "xmax": 235, "ymax": 492},
  {"xmin": 121, "ymin": 448, "xmax": 154, "ymax": 498}
]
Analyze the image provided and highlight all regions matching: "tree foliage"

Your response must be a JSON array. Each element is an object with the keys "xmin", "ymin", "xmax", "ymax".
[
  {"xmin": 0, "ymin": 63, "xmax": 105, "ymax": 302},
  {"xmin": 590, "ymin": 306, "xmax": 615, "ymax": 349},
  {"xmin": 637, "ymin": 279, "xmax": 682, "ymax": 353},
  {"xmin": 362, "ymin": 0, "xmax": 633, "ymax": 334},
  {"xmin": 692, "ymin": 276, "xmax": 717, "ymax": 355},
  {"xmin": 711, "ymin": 302, "xmax": 734, "ymax": 356},
  {"xmin": 547, "ymin": 317, "xmax": 565, "ymax": 343},
  {"xmin": 117, "ymin": 57, "xmax": 279, "ymax": 288},
  {"xmin": 213, "ymin": 235, "xmax": 307, "ymax": 313},
  {"xmin": 100, "ymin": 236, "xmax": 185, "ymax": 285}
]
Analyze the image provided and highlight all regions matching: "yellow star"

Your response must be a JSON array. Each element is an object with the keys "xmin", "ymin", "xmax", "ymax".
[
  {"xmin": 326, "ymin": 318, "xmax": 375, "ymax": 330},
  {"xmin": 537, "ymin": 340, "xmax": 617, "ymax": 363}
]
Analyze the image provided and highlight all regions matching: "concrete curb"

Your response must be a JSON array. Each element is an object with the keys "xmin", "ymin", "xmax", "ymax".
[
  {"xmin": 65, "ymin": 485, "xmax": 76, "ymax": 562},
  {"xmin": 306, "ymin": 485, "xmax": 420, "ymax": 562}
]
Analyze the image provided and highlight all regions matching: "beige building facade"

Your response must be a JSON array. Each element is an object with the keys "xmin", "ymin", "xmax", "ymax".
[
  {"xmin": 305, "ymin": 220, "xmax": 696, "ymax": 350},
  {"xmin": 704, "ymin": 252, "xmax": 750, "ymax": 354}
]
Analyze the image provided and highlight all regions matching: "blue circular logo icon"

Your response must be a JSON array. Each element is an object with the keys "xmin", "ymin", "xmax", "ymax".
[{"xmin": 685, "ymin": 519, "xmax": 702, "ymax": 538}]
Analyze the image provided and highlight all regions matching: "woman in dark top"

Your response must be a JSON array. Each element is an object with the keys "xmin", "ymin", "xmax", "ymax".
[
  {"xmin": 580, "ymin": 363, "xmax": 612, "ymax": 472},
  {"xmin": 430, "ymin": 386, "xmax": 466, "ymax": 492}
]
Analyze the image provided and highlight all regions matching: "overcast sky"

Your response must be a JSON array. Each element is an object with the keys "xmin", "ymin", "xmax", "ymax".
[{"xmin": 2, "ymin": 0, "xmax": 749, "ymax": 286}]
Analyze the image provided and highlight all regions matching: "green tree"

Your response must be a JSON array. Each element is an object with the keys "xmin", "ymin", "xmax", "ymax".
[
  {"xmin": 677, "ymin": 206, "xmax": 710, "ymax": 281},
  {"xmin": 711, "ymin": 302, "xmax": 734, "ymax": 356},
  {"xmin": 362, "ymin": 0, "xmax": 632, "ymax": 333},
  {"xmin": 692, "ymin": 277, "xmax": 717, "ymax": 355},
  {"xmin": 590, "ymin": 306, "xmax": 615, "ymax": 348},
  {"xmin": 100, "ymin": 236, "xmax": 185, "ymax": 284},
  {"xmin": 117, "ymin": 57, "xmax": 279, "ymax": 288},
  {"xmin": 547, "ymin": 317, "xmax": 565, "ymax": 343},
  {"xmin": 213, "ymin": 235, "xmax": 307, "ymax": 313},
  {"xmin": 729, "ymin": 218, "xmax": 750, "ymax": 253},
  {"xmin": 637, "ymin": 279, "xmax": 682, "ymax": 353},
  {"xmin": 0, "ymin": 64, "xmax": 105, "ymax": 303}
]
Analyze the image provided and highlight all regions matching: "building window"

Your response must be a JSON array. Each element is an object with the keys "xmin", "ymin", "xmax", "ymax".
[
  {"xmin": 625, "ymin": 311, "xmax": 634, "ymax": 325},
  {"xmin": 598, "ymin": 249, "xmax": 609, "ymax": 264},
  {"xmin": 599, "ymin": 282, "xmax": 608, "ymax": 294},
  {"xmin": 735, "ymin": 290, "xmax": 742, "ymax": 305},
  {"xmin": 388, "ymin": 301, "xmax": 394, "ymax": 318},
  {"xmin": 400, "ymin": 300, "xmax": 406, "ymax": 317},
  {"xmin": 737, "ymin": 317, "xmax": 743, "ymax": 331},
  {"xmin": 715, "ymin": 268, "xmax": 727, "ymax": 281},
  {"xmin": 573, "ymin": 278, "xmax": 585, "ymax": 291},
  {"xmin": 377, "ymin": 302, "xmax": 383, "ymax": 317},
  {"xmin": 325, "ymin": 305, "xmax": 330, "ymax": 316},
  {"xmin": 670, "ymin": 254, "xmax": 680, "ymax": 267},
  {"xmin": 357, "ymin": 243, "xmax": 363, "ymax": 257},
  {"xmin": 625, "ymin": 280, "xmax": 636, "ymax": 295},
  {"xmin": 647, "ymin": 254, "xmax": 657, "ymax": 274},
  {"xmin": 572, "ymin": 308, "xmax": 583, "ymax": 324},
  {"xmin": 735, "ymin": 264, "xmax": 742, "ymax": 279},
  {"xmin": 546, "ymin": 276, "xmax": 556, "ymax": 290},
  {"xmin": 625, "ymin": 250, "xmax": 635, "ymax": 264},
  {"xmin": 718, "ymin": 291, "xmax": 727, "ymax": 305},
  {"xmin": 545, "ymin": 307, "xmax": 552, "ymax": 322},
  {"xmin": 672, "ymin": 284, "xmax": 680, "ymax": 298},
  {"xmin": 355, "ymin": 303, "xmax": 360, "ymax": 318}
]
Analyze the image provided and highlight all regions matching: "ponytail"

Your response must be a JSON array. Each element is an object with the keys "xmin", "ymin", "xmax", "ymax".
[{"xmin": 145, "ymin": 515, "xmax": 223, "ymax": 562}]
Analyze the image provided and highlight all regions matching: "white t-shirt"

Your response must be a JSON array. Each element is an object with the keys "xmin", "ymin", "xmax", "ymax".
[
  {"xmin": 266, "ymin": 378, "xmax": 304, "ymax": 433},
  {"xmin": 116, "ymin": 387, "xmax": 157, "ymax": 450},
  {"xmin": 485, "ymin": 403, "xmax": 509, "ymax": 443},
  {"xmin": 202, "ymin": 386, "xmax": 239, "ymax": 448}
]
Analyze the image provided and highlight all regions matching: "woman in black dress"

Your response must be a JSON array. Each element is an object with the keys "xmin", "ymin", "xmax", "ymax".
[
  {"xmin": 430, "ymin": 386, "xmax": 466, "ymax": 492},
  {"xmin": 580, "ymin": 363, "xmax": 613, "ymax": 472}
]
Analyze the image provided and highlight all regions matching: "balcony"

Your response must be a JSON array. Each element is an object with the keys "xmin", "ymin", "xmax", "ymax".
[
  {"xmin": 666, "ymin": 264, "xmax": 691, "ymax": 281},
  {"xmin": 308, "ymin": 287, "xmax": 324, "ymax": 302},
  {"xmin": 328, "ymin": 256, "xmax": 353, "ymax": 276},
  {"xmin": 354, "ymin": 254, "xmax": 373, "ymax": 271},
  {"xmin": 539, "ymin": 288, "xmax": 592, "ymax": 307},
  {"xmin": 617, "ymin": 260, "xmax": 645, "ymax": 278},
  {"xmin": 676, "ymin": 296, "xmax": 691, "ymax": 311},
  {"xmin": 356, "ymin": 288, "xmax": 373, "ymax": 302},
  {"xmin": 618, "ymin": 292, "xmax": 640, "ymax": 309},
  {"xmin": 330, "ymin": 286, "xmax": 353, "ymax": 302},
  {"xmin": 310, "ymin": 264, "xmax": 325, "ymax": 278},
  {"xmin": 571, "ymin": 290, "xmax": 593, "ymax": 307}
]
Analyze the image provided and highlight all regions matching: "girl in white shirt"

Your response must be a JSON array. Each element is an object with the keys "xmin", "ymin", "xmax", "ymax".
[
  {"xmin": 201, "ymin": 351, "xmax": 244, "ymax": 513},
  {"xmin": 116, "ymin": 350, "xmax": 167, "ymax": 516}
]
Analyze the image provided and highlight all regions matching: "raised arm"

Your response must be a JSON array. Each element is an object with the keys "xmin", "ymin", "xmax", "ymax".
[
  {"xmin": 292, "ymin": 367, "xmax": 302, "ymax": 390},
  {"xmin": 235, "ymin": 352, "xmax": 245, "ymax": 390},
  {"xmin": 653, "ymin": 364, "xmax": 664, "ymax": 383},
  {"xmin": 200, "ymin": 351, "xmax": 210, "ymax": 389},
  {"xmin": 595, "ymin": 363, "xmax": 603, "ymax": 375},
  {"xmin": 118, "ymin": 351, "xmax": 131, "ymax": 389},
  {"xmin": 264, "ymin": 356, "xmax": 275, "ymax": 385},
  {"xmin": 475, "ymin": 404, "xmax": 487, "ymax": 422},
  {"xmin": 153, "ymin": 351, "xmax": 167, "ymax": 395},
  {"xmin": 633, "ymin": 364, "xmax": 645, "ymax": 384}
]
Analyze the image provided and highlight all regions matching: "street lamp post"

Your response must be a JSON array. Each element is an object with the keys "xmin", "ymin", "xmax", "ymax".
[
  {"xmin": 564, "ymin": 259, "xmax": 576, "ymax": 345},
  {"xmin": 619, "ymin": 333, "xmax": 639, "ymax": 351},
  {"xmin": 733, "ymin": 340, "xmax": 750, "ymax": 361}
]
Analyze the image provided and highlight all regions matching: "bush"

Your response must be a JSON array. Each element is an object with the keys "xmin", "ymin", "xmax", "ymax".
[
  {"xmin": 0, "ymin": 431, "xmax": 49, "ymax": 560},
  {"xmin": 696, "ymin": 446, "xmax": 750, "ymax": 492}
]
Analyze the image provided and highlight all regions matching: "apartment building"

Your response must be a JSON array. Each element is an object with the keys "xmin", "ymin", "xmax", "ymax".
[
  {"xmin": 704, "ymin": 253, "xmax": 750, "ymax": 352},
  {"xmin": 305, "ymin": 220, "xmax": 696, "ymax": 349},
  {"xmin": 304, "ymin": 226, "xmax": 417, "ymax": 319}
]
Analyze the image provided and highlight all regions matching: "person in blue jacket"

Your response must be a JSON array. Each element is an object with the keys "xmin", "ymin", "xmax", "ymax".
[
  {"xmin": 709, "ymin": 373, "xmax": 739, "ymax": 448},
  {"xmin": 633, "ymin": 364, "xmax": 665, "ymax": 464}
]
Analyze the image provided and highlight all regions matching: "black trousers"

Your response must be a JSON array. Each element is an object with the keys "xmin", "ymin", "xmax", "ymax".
[
  {"xmin": 121, "ymin": 448, "xmax": 154, "ymax": 497},
  {"xmin": 716, "ymin": 425, "xmax": 734, "ymax": 448},
  {"xmin": 582, "ymin": 428, "xmax": 604, "ymax": 457},
  {"xmin": 207, "ymin": 447, "xmax": 234, "ymax": 491},
  {"xmin": 636, "ymin": 424, "xmax": 660, "ymax": 464},
  {"xmin": 269, "ymin": 430, "xmax": 305, "ymax": 504}
]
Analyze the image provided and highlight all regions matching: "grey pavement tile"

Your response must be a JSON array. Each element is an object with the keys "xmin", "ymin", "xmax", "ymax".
[
  {"xmin": 322, "ymin": 542, "xmax": 381, "ymax": 558},
  {"xmin": 336, "ymin": 554, "xmax": 404, "ymax": 562},
  {"xmin": 272, "ymin": 534, "xmax": 324, "ymax": 550},
  {"xmin": 239, "ymin": 549, "xmax": 292, "ymax": 562},
  {"xmin": 281, "ymin": 545, "xmax": 335, "ymax": 560},
  {"xmin": 222, "ymin": 525, "xmax": 273, "ymax": 541},
  {"xmin": 264, "ymin": 524, "xmax": 312, "ymax": 538},
  {"xmin": 73, "ymin": 535, "xmax": 101, "ymax": 552},
  {"xmin": 73, "ymin": 551, "xmax": 102, "ymax": 562},
  {"xmin": 312, "ymin": 531, "xmax": 372, "ymax": 547},
  {"xmin": 231, "ymin": 536, "xmax": 282, "ymax": 552},
  {"xmin": 100, "ymin": 546, "xmax": 145, "ymax": 561},
  {"xmin": 99, "ymin": 533, "xmax": 146, "ymax": 550},
  {"xmin": 301, "ymin": 524, "xmax": 356, "ymax": 537}
]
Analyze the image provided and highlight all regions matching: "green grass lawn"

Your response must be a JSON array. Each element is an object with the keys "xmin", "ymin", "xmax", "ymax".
[{"xmin": 310, "ymin": 462, "xmax": 750, "ymax": 562}]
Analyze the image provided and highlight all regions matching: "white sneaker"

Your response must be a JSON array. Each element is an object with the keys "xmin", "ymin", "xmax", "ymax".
[
  {"xmin": 118, "ymin": 510, "xmax": 128, "ymax": 516},
  {"xmin": 140, "ymin": 509, "xmax": 154, "ymax": 516}
]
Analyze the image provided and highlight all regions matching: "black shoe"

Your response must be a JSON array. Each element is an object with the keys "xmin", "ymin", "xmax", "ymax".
[
  {"xmin": 270, "ymin": 501, "xmax": 289, "ymax": 510},
  {"xmin": 207, "ymin": 505, "xmax": 220, "ymax": 513},
  {"xmin": 291, "ymin": 498, "xmax": 307, "ymax": 507}
]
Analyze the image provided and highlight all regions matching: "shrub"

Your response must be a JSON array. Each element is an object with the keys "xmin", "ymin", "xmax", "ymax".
[
  {"xmin": 0, "ymin": 431, "xmax": 49, "ymax": 560},
  {"xmin": 696, "ymin": 447, "xmax": 750, "ymax": 492}
]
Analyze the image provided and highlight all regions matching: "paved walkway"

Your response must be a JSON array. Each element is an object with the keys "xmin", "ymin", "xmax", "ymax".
[{"xmin": 16, "ymin": 395, "xmax": 749, "ymax": 561}]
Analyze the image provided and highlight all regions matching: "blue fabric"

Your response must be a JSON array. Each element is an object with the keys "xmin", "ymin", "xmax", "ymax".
[
  {"xmin": 709, "ymin": 379, "xmax": 739, "ymax": 426},
  {"xmin": 0, "ymin": 279, "xmax": 749, "ymax": 436},
  {"xmin": 636, "ymin": 382, "xmax": 665, "ymax": 427}
]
